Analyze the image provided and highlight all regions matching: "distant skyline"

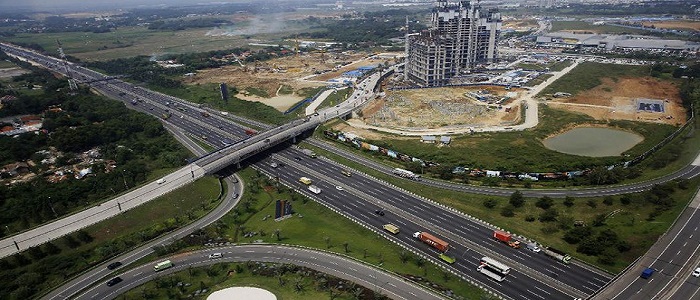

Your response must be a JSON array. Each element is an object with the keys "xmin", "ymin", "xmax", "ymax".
[{"xmin": 0, "ymin": 0, "xmax": 306, "ymax": 13}]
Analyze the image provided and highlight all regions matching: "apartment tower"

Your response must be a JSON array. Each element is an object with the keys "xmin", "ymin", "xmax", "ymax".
[{"xmin": 405, "ymin": 0, "xmax": 501, "ymax": 86}]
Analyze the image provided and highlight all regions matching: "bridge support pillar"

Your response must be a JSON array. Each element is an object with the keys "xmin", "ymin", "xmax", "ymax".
[
  {"xmin": 237, "ymin": 162, "xmax": 241, "ymax": 169},
  {"xmin": 292, "ymin": 136, "xmax": 297, "ymax": 143}
]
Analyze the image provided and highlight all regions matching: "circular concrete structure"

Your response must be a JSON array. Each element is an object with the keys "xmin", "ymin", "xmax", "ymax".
[{"xmin": 207, "ymin": 287, "xmax": 276, "ymax": 300}]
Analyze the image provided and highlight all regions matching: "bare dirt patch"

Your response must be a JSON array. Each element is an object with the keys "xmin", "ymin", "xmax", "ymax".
[
  {"xmin": 641, "ymin": 20, "xmax": 700, "ymax": 32},
  {"xmin": 360, "ymin": 85, "xmax": 521, "ymax": 129},
  {"xmin": 549, "ymin": 77, "xmax": 686, "ymax": 125}
]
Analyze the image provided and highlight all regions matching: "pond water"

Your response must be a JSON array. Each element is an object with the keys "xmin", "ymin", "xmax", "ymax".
[{"xmin": 542, "ymin": 127, "xmax": 643, "ymax": 157}]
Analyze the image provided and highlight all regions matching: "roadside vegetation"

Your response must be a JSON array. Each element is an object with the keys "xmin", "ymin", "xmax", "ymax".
[
  {"xmin": 0, "ymin": 176, "xmax": 222, "ymax": 300},
  {"xmin": 154, "ymin": 168, "xmax": 484, "ymax": 299},
  {"xmin": 0, "ymin": 65, "xmax": 190, "ymax": 233},
  {"xmin": 120, "ymin": 262, "xmax": 390, "ymax": 300},
  {"xmin": 306, "ymin": 142, "xmax": 700, "ymax": 273}
]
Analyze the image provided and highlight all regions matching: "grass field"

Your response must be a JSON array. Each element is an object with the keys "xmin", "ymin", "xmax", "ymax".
[
  {"xmin": 538, "ymin": 62, "xmax": 653, "ymax": 97},
  {"xmin": 551, "ymin": 21, "xmax": 650, "ymax": 35},
  {"xmin": 0, "ymin": 60, "xmax": 17, "ymax": 68},
  {"xmin": 334, "ymin": 105, "xmax": 677, "ymax": 173},
  {"xmin": 0, "ymin": 176, "xmax": 222, "ymax": 299},
  {"xmin": 203, "ymin": 168, "xmax": 484, "ymax": 299},
  {"xmin": 3, "ymin": 25, "xmax": 312, "ymax": 61},
  {"xmin": 306, "ymin": 141, "xmax": 700, "ymax": 273},
  {"xmin": 120, "ymin": 262, "xmax": 375, "ymax": 300}
]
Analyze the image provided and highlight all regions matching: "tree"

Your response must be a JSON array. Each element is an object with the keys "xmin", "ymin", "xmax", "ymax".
[
  {"xmin": 587, "ymin": 199, "xmax": 597, "ymax": 208},
  {"xmin": 535, "ymin": 196, "xmax": 554, "ymax": 209},
  {"xmin": 592, "ymin": 213, "xmax": 607, "ymax": 227},
  {"xmin": 399, "ymin": 250, "xmax": 410, "ymax": 264},
  {"xmin": 76, "ymin": 230, "xmax": 93, "ymax": 243},
  {"xmin": 598, "ymin": 247, "xmax": 619, "ymax": 265},
  {"xmin": 603, "ymin": 196, "xmax": 614, "ymax": 206},
  {"xmin": 563, "ymin": 226, "xmax": 593, "ymax": 244},
  {"xmin": 483, "ymin": 199, "xmax": 497, "ymax": 209},
  {"xmin": 509, "ymin": 190, "xmax": 524, "ymax": 208},
  {"xmin": 342, "ymin": 241, "xmax": 350, "ymax": 253},
  {"xmin": 563, "ymin": 196, "xmax": 575, "ymax": 207},
  {"xmin": 43, "ymin": 241, "xmax": 61, "ymax": 255},
  {"xmin": 501, "ymin": 205, "xmax": 515, "ymax": 217},
  {"xmin": 539, "ymin": 208, "xmax": 559, "ymax": 222},
  {"xmin": 275, "ymin": 229, "xmax": 282, "ymax": 241}
]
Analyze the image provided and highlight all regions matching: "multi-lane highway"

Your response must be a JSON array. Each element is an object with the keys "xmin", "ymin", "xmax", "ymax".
[
  {"xmin": 595, "ymin": 189, "xmax": 700, "ymax": 300},
  {"xmin": 2, "ymin": 42, "xmax": 700, "ymax": 299}
]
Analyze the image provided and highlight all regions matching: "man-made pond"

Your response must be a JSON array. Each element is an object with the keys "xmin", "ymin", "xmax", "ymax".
[{"xmin": 543, "ymin": 127, "xmax": 643, "ymax": 157}]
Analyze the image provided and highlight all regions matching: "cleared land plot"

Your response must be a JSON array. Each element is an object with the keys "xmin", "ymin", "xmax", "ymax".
[
  {"xmin": 641, "ymin": 20, "xmax": 700, "ymax": 32},
  {"xmin": 540, "ymin": 62, "xmax": 686, "ymax": 125},
  {"xmin": 551, "ymin": 21, "xmax": 649, "ymax": 35},
  {"xmin": 360, "ymin": 85, "xmax": 521, "ymax": 129}
]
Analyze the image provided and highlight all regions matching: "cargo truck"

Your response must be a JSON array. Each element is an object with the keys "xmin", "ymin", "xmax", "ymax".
[
  {"xmin": 302, "ymin": 149, "xmax": 317, "ymax": 158},
  {"xmin": 383, "ymin": 224, "xmax": 400, "ymax": 234},
  {"xmin": 413, "ymin": 231, "xmax": 449, "ymax": 252},
  {"xmin": 543, "ymin": 246, "xmax": 571, "ymax": 264},
  {"xmin": 493, "ymin": 230, "xmax": 521, "ymax": 248}
]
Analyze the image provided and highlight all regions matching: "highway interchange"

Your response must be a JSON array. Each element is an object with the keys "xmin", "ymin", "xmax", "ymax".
[{"xmin": 1, "ymin": 42, "xmax": 700, "ymax": 299}]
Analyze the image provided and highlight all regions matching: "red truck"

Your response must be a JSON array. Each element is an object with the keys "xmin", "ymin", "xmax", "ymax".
[
  {"xmin": 244, "ymin": 129, "xmax": 257, "ymax": 136},
  {"xmin": 413, "ymin": 231, "xmax": 449, "ymax": 252},
  {"xmin": 493, "ymin": 230, "xmax": 521, "ymax": 249}
]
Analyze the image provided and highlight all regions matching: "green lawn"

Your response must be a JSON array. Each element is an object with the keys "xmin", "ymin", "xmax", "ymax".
[
  {"xmin": 3, "ymin": 24, "xmax": 314, "ymax": 62},
  {"xmin": 206, "ymin": 168, "xmax": 484, "ymax": 299},
  {"xmin": 538, "ymin": 62, "xmax": 654, "ymax": 97},
  {"xmin": 0, "ymin": 60, "xmax": 17, "ymax": 68},
  {"xmin": 325, "ymin": 105, "xmax": 676, "ymax": 173},
  {"xmin": 120, "ymin": 261, "xmax": 377, "ymax": 300},
  {"xmin": 0, "ymin": 176, "xmax": 222, "ymax": 300}
]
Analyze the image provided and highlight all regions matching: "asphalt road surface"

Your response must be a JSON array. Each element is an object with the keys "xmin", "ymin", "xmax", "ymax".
[{"xmin": 77, "ymin": 245, "xmax": 446, "ymax": 300}]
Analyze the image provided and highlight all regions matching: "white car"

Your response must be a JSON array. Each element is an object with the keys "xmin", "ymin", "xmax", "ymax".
[
  {"xmin": 156, "ymin": 178, "xmax": 166, "ymax": 184},
  {"xmin": 693, "ymin": 267, "xmax": 700, "ymax": 277},
  {"xmin": 209, "ymin": 253, "xmax": 222, "ymax": 259},
  {"xmin": 335, "ymin": 186, "xmax": 343, "ymax": 191}
]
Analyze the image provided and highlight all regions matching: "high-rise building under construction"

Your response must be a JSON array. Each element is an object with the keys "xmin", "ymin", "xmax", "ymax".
[{"xmin": 405, "ymin": 1, "xmax": 501, "ymax": 86}]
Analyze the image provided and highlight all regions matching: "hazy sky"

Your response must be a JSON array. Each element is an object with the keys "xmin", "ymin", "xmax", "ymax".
[{"xmin": 0, "ymin": 0, "xmax": 257, "ymax": 13}]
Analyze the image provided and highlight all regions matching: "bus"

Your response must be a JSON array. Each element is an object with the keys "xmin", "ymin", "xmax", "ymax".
[
  {"xmin": 154, "ymin": 260, "xmax": 173, "ymax": 272},
  {"xmin": 392, "ymin": 168, "xmax": 420, "ymax": 180},
  {"xmin": 298, "ymin": 177, "xmax": 312, "ymax": 185},
  {"xmin": 439, "ymin": 253, "xmax": 456, "ymax": 264},
  {"xmin": 480, "ymin": 256, "xmax": 510, "ymax": 275},
  {"xmin": 477, "ymin": 264, "xmax": 506, "ymax": 282}
]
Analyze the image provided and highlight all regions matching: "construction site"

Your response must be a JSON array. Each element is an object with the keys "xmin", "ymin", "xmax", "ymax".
[
  {"xmin": 358, "ymin": 85, "xmax": 521, "ymax": 129},
  {"xmin": 184, "ymin": 50, "xmax": 397, "ymax": 112}
]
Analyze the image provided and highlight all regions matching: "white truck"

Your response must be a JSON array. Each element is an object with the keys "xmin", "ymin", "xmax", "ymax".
[
  {"xmin": 308, "ymin": 185, "xmax": 321, "ymax": 194},
  {"xmin": 543, "ymin": 246, "xmax": 571, "ymax": 264},
  {"xmin": 301, "ymin": 149, "xmax": 317, "ymax": 158},
  {"xmin": 392, "ymin": 168, "xmax": 420, "ymax": 180}
]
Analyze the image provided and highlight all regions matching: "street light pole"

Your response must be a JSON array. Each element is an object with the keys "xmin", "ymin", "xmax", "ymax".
[{"xmin": 121, "ymin": 169, "xmax": 129, "ymax": 190}]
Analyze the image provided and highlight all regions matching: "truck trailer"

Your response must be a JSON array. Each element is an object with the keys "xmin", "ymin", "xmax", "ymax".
[
  {"xmin": 383, "ymin": 224, "xmax": 400, "ymax": 234},
  {"xmin": 543, "ymin": 246, "xmax": 571, "ymax": 264},
  {"xmin": 301, "ymin": 149, "xmax": 317, "ymax": 158},
  {"xmin": 493, "ymin": 230, "xmax": 521, "ymax": 248},
  {"xmin": 413, "ymin": 231, "xmax": 449, "ymax": 252}
]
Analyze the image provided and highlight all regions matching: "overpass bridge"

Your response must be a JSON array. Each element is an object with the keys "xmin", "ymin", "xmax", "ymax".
[{"xmin": 0, "ymin": 42, "xmax": 388, "ymax": 258}]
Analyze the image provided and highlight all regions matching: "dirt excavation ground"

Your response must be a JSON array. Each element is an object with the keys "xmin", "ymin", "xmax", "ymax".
[
  {"xmin": 360, "ymin": 85, "xmax": 521, "ymax": 129},
  {"xmin": 548, "ymin": 77, "xmax": 687, "ymax": 125},
  {"xmin": 640, "ymin": 20, "xmax": 700, "ymax": 32},
  {"xmin": 184, "ymin": 52, "xmax": 397, "ymax": 111}
]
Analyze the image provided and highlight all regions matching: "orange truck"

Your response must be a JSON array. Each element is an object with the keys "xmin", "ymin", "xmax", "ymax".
[
  {"xmin": 493, "ymin": 230, "xmax": 521, "ymax": 249},
  {"xmin": 413, "ymin": 231, "xmax": 449, "ymax": 252}
]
